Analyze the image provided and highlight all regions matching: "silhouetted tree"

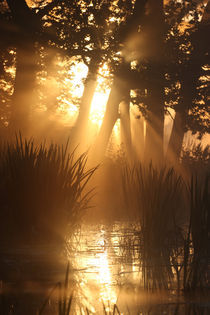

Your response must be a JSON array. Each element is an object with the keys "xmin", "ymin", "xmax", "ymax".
[
  {"xmin": 94, "ymin": 0, "xmax": 148, "ymax": 160},
  {"xmin": 0, "ymin": 0, "xmax": 64, "ymax": 133},
  {"xmin": 142, "ymin": 0, "xmax": 165, "ymax": 163},
  {"xmin": 0, "ymin": 2, "xmax": 17, "ymax": 134},
  {"xmin": 1, "ymin": 0, "xmax": 137, "ymax": 144},
  {"xmin": 3, "ymin": 0, "xmax": 44, "ymax": 132},
  {"xmin": 124, "ymin": 0, "xmax": 209, "ymax": 164},
  {"xmin": 166, "ymin": 0, "xmax": 210, "ymax": 164},
  {"xmin": 1, "ymin": 0, "xmax": 208, "ymax": 161},
  {"xmin": 64, "ymin": 0, "xmax": 141, "ymax": 150}
]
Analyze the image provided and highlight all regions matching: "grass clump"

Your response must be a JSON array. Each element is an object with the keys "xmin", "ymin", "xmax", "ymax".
[
  {"xmin": 122, "ymin": 161, "xmax": 210, "ymax": 292},
  {"xmin": 0, "ymin": 135, "xmax": 97, "ymax": 246},
  {"xmin": 122, "ymin": 163, "xmax": 185, "ymax": 290},
  {"xmin": 183, "ymin": 174, "xmax": 209, "ymax": 291}
]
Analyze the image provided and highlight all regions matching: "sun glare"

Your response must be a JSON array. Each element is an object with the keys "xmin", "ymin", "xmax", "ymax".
[
  {"xmin": 70, "ymin": 62, "xmax": 89, "ymax": 98},
  {"xmin": 63, "ymin": 62, "xmax": 111, "ymax": 128},
  {"xmin": 71, "ymin": 227, "xmax": 118, "ymax": 313},
  {"xmin": 89, "ymin": 91, "xmax": 110, "ymax": 127},
  {"xmin": 89, "ymin": 63, "xmax": 111, "ymax": 127},
  {"xmin": 55, "ymin": 60, "xmax": 121, "ymax": 144}
]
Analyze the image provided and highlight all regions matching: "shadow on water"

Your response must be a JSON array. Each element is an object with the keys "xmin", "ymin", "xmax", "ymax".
[{"xmin": 0, "ymin": 245, "xmax": 72, "ymax": 314}]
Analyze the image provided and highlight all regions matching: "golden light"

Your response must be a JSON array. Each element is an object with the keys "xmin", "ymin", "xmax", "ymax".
[
  {"xmin": 89, "ymin": 63, "xmax": 111, "ymax": 127},
  {"xmin": 53, "ymin": 62, "xmax": 88, "ymax": 125},
  {"xmin": 90, "ymin": 63, "xmax": 121, "ymax": 145},
  {"xmin": 63, "ymin": 62, "xmax": 112, "ymax": 129},
  {"xmin": 89, "ymin": 91, "xmax": 110, "ymax": 127},
  {"xmin": 53, "ymin": 60, "xmax": 121, "ymax": 145},
  {"xmin": 69, "ymin": 62, "xmax": 88, "ymax": 99},
  {"xmin": 71, "ymin": 227, "xmax": 118, "ymax": 313}
]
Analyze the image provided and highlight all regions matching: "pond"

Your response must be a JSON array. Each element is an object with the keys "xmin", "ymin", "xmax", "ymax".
[
  {"xmin": 67, "ymin": 223, "xmax": 209, "ymax": 314},
  {"xmin": 0, "ymin": 222, "xmax": 209, "ymax": 314},
  {"xmin": 68, "ymin": 222, "xmax": 141, "ymax": 313}
]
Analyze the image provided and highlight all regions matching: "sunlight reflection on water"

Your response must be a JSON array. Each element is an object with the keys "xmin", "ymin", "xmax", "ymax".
[
  {"xmin": 66, "ymin": 222, "xmax": 141, "ymax": 313},
  {"xmin": 1, "ymin": 222, "xmax": 209, "ymax": 314},
  {"xmin": 64, "ymin": 222, "xmax": 210, "ymax": 314}
]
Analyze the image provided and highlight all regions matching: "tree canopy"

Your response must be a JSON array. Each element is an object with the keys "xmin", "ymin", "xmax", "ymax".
[{"xmin": 0, "ymin": 0, "xmax": 209, "ymax": 163}]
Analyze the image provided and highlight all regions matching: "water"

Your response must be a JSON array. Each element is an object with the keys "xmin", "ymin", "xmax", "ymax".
[
  {"xmin": 0, "ymin": 222, "xmax": 209, "ymax": 314},
  {"xmin": 67, "ymin": 222, "xmax": 141, "ymax": 313},
  {"xmin": 66, "ymin": 222, "xmax": 209, "ymax": 314}
]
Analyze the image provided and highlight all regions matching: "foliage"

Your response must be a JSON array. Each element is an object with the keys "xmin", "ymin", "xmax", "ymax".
[
  {"xmin": 0, "ymin": 0, "xmax": 138, "ymax": 128},
  {"xmin": 181, "ymin": 142, "xmax": 210, "ymax": 176},
  {"xmin": 46, "ymin": 0, "xmax": 134, "ymax": 67},
  {"xmin": 130, "ymin": 0, "xmax": 209, "ymax": 136},
  {"xmin": 0, "ymin": 4, "xmax": 16, "ymax": 129},
  {"xmin": 165, "ymin": 0, "xmax": 209, "ymax": 136},
  {"xmin": 1, "ymin": 0, "xmax": 208, "ymax": 144},
  {"xmin": 0, "ymin": 135, "xmax": 97, "ymax": 245}
]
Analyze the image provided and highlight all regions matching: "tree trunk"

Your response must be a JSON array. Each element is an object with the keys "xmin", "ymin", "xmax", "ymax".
[
  {"xmin": 71, "ymin": 61, "xmax": 98, "ymax": 151},
  {"xmin": 166, "ymin": 2, "xmax": 210, "ymax": 165},
  {"xmin": 120, "ymin": 99, "xmax": 133, "ymax": 159},
  {"xmin": 143, "ymin": 0, "xmax": 165, "ymax": 165},
  {"xmin": 132, "ymin": 114, "xmax": 145, "ymax": 161},
  {"xmin": 166, "ymin": 110, "xmax": 186, "ymax": 165},
  {"xmin": 144, "ymin": 82, "xmax": 165, "ymax": 164},
  {"xmin": 6, "ymin": 0, "xmax": 41, "ymax": 135},
  {"xmin": 92, "ymin": 1, "xmax": 148, "ymax": 161},
  {"xmin": 166, "ymin": 69, "xmax": 197, "ymax": 164},
  {"xmin": 10, "ymin": 41, "xmax": 37, "ymax": 134},
  {"xmin": 93, "ymin": 76, "xmax": 124, "ymax": 160}
]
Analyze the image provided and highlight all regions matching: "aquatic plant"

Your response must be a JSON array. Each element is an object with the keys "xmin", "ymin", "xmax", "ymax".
[
  {"xmin": 39, "ymin": 262, "xmax": 73, "ymax": 315},
  {"xmin": 102, "ymin": 302, "xmax": 121, "ymax": 315},
  {"xmin": 122, "ymin": 163, "xmax": 185, "ymax": 290},
  {"xmin": 38, "ymin": 261, "xmax": 121, "ymax": 315},
  {"xmin": 0, "ymin": 135, "xmax": 97, "ymax": 245},
  {"xmin": 183, "ymin": 174, "xmax": 209, "ymax": 291}
]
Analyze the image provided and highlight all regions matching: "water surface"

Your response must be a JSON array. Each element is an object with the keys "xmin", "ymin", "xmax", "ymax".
[{"xmin": 0, "ymin": 222, "xmax": 209, "ymax": 314}]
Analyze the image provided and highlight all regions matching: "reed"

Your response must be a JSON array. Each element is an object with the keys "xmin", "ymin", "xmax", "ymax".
[
  {"xmin": 122, "ymin": 163, "xmax": 185, "ymax": 290},
  {"xmin": 38, "ymin": 262, "xmax": 121, "ymax": 314},
  {"xmin": 0, "ymin": 135, "xmax": 97, "ymax": 245},
  {"xmin": 102, "ymin": 302, "xmax": 121, "ymax": 315},
  {"xmin": 38, "ymin": 262, "xmax": 73, "ymax": 315},
  {"xmin": 183, "ymin": 174, "xmax": 209, "ymax": 291}
]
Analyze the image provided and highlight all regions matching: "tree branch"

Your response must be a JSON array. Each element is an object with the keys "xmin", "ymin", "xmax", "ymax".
[{"xmin": 37, "ymin": 0, "xmax": 62, "ymax": 18}]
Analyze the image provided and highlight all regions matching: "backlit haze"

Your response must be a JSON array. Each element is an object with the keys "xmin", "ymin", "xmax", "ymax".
[{"xmin": 7, "ymin": 0, "xmax": 208, "ymax": 153}]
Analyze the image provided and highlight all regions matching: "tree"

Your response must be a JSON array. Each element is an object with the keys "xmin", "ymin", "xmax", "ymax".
[
  {"xmin": 3, "ymin": 0, "xmax": 43, "ymax": 132},
  {"xmin": 1, "ymin": 0, "xmax": 137, "ymax": 144},
  {"xmin": 166, "ymin": 0, "xmax": 210, "ymax": 164},
  {"xmin": 0, "ymin": 0, "xmax": 63, "ymax": 133},
  {"xmin": 142, "ymin": 0, "xmax": 165, "ymax": 164},
  {"xmin": 94, "ymin": 0, "xmax": 148, "ymax": 160},
  {"xmin": 1, "ymin": 0, "xmax": 208, "ymax": 163},
  {"xmin": 66, "ymin": 0, "xmax": 141, "ymax": 151},
  {"xmin": 121, "ymin": 0, "xmax": 209, "ymax": 165}
]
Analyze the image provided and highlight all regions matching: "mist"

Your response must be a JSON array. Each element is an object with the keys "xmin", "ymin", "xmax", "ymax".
[{"xmin": 0, "ymin": 0, "xmax": 209, "ymax": 313}]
